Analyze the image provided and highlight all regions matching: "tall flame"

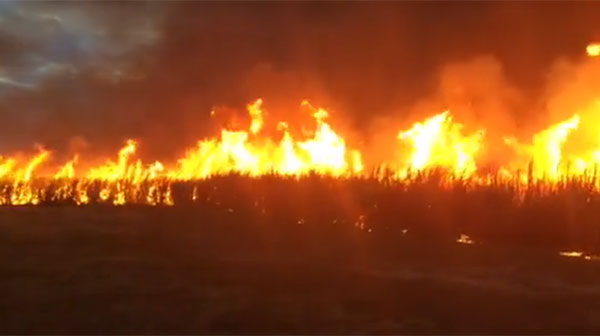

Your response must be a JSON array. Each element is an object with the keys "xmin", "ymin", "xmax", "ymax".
[
  {"xmin": 505, "ymin": 114, "xmax": 580, "ymax": 180},
  {"xmin": 4, "ymin": 95, "xmax": 600, "ymax": 206},
  {"xmin": 25, "ymin": 150, "xmax": 49, "ymax": 182},
  {"xmin": 54, "ymin": 155, "xmax": 78, "ymax": 180},
  {"xmin": 397, "ymin": 111, "xmax": 484, "ymax": 176},
  {"xmin": 248, "ymin": 98, "xmax": 264, "ymax": 135},
  {"xmin": 170, "ymin": 99, "xmax": 362, "ymax": 179},
  {"xmin": 0, "ymin": 157, "xmax": 16, "ymax": 179}
]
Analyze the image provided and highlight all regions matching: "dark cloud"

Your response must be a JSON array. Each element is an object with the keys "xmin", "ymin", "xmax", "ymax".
[
  {"xmin": 0, "ymin": 1, "xmax": 163, "ymax": 91},
  {"xmin": 2, "ymin": 2, "xmax": 600, "ymax": 162},
  {"xmin": 0, "ymin": 1, "xmax": 166, "ymax": 158}
]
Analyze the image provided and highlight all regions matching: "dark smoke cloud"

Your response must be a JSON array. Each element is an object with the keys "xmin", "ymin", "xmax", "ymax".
[{"xmin": 2, "ymin": 2, "xmax": 600, "ymax": 164}]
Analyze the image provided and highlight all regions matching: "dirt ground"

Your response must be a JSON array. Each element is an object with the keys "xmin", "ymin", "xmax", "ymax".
[{"xmin": 1, "ymin": 206, "xmax": 600, "ymax": 334}]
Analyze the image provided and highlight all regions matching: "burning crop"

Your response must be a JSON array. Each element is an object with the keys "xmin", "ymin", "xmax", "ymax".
[
  {"xmin": 2, "ymin": 46, "xmax": 600, "ymax": 209},
  {"xmin": 395, "ymin": 111, "xmax": 485, "ymax": 178},
  {"xmin": 170, "ymin": 99, "xmax": 363, "ymax": 180},
  {"xmin": 0, "ymin": 99, "xmax": 366, "ymax": 206},
  {"xmin": 5, "ymin": 95, "xmax": 600, "ymax": 207}
]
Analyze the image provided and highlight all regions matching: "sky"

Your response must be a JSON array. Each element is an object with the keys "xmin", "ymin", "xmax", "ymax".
[{"xmin": 2, "ymin": 2, "xmax": 600, "ymax": 160}]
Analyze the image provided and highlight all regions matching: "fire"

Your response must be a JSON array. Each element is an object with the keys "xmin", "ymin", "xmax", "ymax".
[
  {"xmin": 397, "ymin": 111, "xmax": 484, "ymax": 177},
  {"xmin": 6, "ymin": 97, "xmax": 600, "ymax": 206},
  {"xmin": 87, "ymin": 139, "xmax": 139, "ymax": 181},
  {"xmin": 248, "ymin": 98, "xmax": 264, "ymax": 134},
  {"xmin": 531, "ymin": 115, "xmax": 580, "ymax": 179},
  {"xmin": 0, "ymin": 98, "xmax": 364, "ymax": 205},
  {"xmin": 296, "ymin": 101, "xmax": 353, "ymax": 175},
  {"xmin": 54, "ymin": 155, "xmax": 78, "ymax": 180},
  {"xmin": 559, "ymin": 251, "xmax": 600, "ymax": 261},
  {"xmin": 0, "ymin": 149, "xmax": 51, "ymax": 205},
  {"xmin": 504, "ymin": 115, "xmax": 580, "ymax": 181},
  {"xmin": 456, "ymin": 234, "xmax": 475, "ymax": 245},
  {"xmin": 20, "ymin": 149, "xmax": 50, "ymax": 183},
  {"xmin": 559, "ymin": 251, "xmax": 583, "ymax": 258},
  {"xmin": 170, "ymin": 99, "xmax": 363, "ymax": 179},
  {"xmin": 0, "ymin": 157, "xmax": 16, "ymax": 179},
  {"xmin": 587, "ymin": 43, "xmax": 600, "ymax": 57},
  {"xmin": 506, "ymin": 115, "xmax": 580, "ymax": 180}
]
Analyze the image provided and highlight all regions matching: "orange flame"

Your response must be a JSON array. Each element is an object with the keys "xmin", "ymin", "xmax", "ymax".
[
  {"xmin": 504, "ymin": 115, "xmax": 580, "ymax": 181},
  {"xmin": 170, "ymin": 99, "xmax": 363, "ymax": 179},
  {"xmin": 54, "ymin": 155, "xmax": 78, "ymax": 180},
  {"xmin": 587, "ymin": 43, "xmax": 600, "ymax": 57},
  {"xmin": 5, "ymin": 96, "xmax": 600, "ymax": 205},
  {"xmin": 397, "ymin": 111, "xmax": 484, "ymax": 177}
]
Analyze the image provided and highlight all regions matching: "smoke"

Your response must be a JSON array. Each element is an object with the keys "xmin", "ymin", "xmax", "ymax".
[{"xmin": 2, "ymin": 2, "xmax": 600, "ymax": 169}]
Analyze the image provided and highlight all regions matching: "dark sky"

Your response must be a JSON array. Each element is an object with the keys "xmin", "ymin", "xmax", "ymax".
[{"xmin": 2, "ymin": 1, "xmax": 600, "ymax": 160}]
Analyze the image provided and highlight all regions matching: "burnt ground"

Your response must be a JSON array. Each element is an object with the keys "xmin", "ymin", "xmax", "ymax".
[{"xmin": 1, "ymin": 206, "xmax": 600, "ymax": 334}]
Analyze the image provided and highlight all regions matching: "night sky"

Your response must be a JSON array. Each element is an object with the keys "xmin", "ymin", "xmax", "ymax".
[{"xmin": 2, "ymin": 2, "xmax": 600, "ymax": 160}]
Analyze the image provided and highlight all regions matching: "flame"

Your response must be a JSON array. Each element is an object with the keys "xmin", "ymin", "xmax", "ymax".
[
  {"xmin": 560, "ymin": 251, "xmax": 583, "ymax": 258},
  {"xmin": 6, "ymin": 97, "xmax": 600, "ymax": 206},
  {"xmin": 296, "ymin": 101, "xmax": 353, "ymax": 175},
  {"xmin": 587, "ymin": 43, "xmax": 600, "ymax": 57},
  {"xmin": 170, "ymin": 99, "xmax": 362, "ymax": 179},
  {"xmin": 0, "ymin": 157, "xmax": 16, "ymax": 179},
  {"xmin": 558, "ymin": 251, "xmax": 600, "ymax": 261},
  {"xmin": 54, "ymin": 155, "xmax": 78, "ymax": 180},
  {"xmin": 456, "ymin": 234, "xmax": 475, "ymax": 245},
  {"xmin": 2, "ymin": 149, "xmax": 51, "ymax": 205},
  {"xmin": 20, "ymin": 149, "xmax": 50, "ymax": 182},
  {"xmin": 248, "ymin": 98, "xmax": 264, "ymax": 135},
  {"xmin": 397, "ymin": 111, "xmax": 484, "ymax": 176},
  {"xmin": 531, "ymin": 115, "xmax": 580, "ymax": 179},
  {"xmin": 505, "ymin": 115, "xmax": 580, "ymax": 180},
  {"xmin": 87, "ymin": 139, "xmax": 138, "ymax": 181}
]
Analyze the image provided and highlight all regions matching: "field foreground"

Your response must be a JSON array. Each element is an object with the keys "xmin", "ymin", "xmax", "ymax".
[{"xmin": 1, "ymin": 205, "xmax": 600, "ymax": 334}]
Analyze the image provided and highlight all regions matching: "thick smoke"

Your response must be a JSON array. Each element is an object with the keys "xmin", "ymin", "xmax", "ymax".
[{"xmin": 2, "ymin": 2, "xmax": 600, "ymax": 168}]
